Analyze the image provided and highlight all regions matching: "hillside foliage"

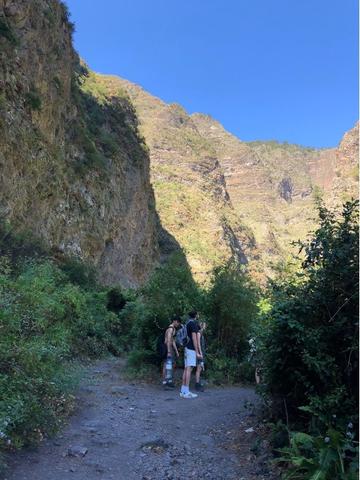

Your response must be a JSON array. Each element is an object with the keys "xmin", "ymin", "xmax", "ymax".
[
  {"xmin": 254, "ymin": 200, "xmax": 359, "ymax": 479},
  {"xmin": 0, "ymin": 201, "xmax": 358, "ymax": 479}
]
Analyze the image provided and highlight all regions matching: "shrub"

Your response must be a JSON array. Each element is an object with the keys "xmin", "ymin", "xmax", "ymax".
[
  {"xmin": 58, "ymin": 256, "xmax": 97, "ymax": 289},
  {"xmin": 0, "ymin": 227, "xmax": 124, "ymax": 452},
  {"xmin": 0, "ymin": 17, "xmax": 18, "ymax": 45},
  {"xmin": 25, "ymin": 90, "xmax": 42, "ymax": 111},
  {"xmin": 276, "ymin": 420, "xmax": 358, "ymax": 479},
  {"xmin": 256, "ymin": 201, "xmax": 359, "ymax": 423},
  {"xmin": 111, "ymin": 251, "xmax": 203, "ymax": 357},
  {"xmin": 206, "ymin": 261, "xmax": 259, "ymax": 359},
  {"xmin": 205, "ymin": 355, "xmax": 254, "ymax": 385}
]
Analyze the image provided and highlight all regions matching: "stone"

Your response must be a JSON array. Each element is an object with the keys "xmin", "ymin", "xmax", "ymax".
[
  {"xmin": 67, "ymin": 445, "xmax": 88, "ymax": 457},
  {"xmin": 110, "ymin": 386, "xmax": 128, "ymax": 395}
]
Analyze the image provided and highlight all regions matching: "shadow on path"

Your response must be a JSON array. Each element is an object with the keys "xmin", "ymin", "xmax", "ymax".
[{"xmin": 4, "ymin": 358, "xmax": 263, "ymax": 480}]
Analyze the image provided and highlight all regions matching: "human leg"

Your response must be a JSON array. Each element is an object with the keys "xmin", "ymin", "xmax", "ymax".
[
  {"xmin": 180, "ymin": 348, "xmax": 197, "ymax": 398},
  {"xmin": 195, "ymin": 364, "xmax": 201, "ymax": 383}
]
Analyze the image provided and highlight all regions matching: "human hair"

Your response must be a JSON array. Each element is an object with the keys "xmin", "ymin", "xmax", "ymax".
[
  {"xmin": 200, "ymin": 321, "xmax": 207, "ymax": 331},
  {"xmin": 172, "ymin": 315, "xmax": 182, "ymax": 324},
  {"xmin": 188, "ymin": 310, "xmax": 198, "ymax": 319}
]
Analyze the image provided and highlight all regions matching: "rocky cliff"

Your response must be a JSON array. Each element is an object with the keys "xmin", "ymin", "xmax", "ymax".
[
  {"xmin": 1, "ymin": 0, "xmax": 357, "ymax": 285},
  {"xmin": 83, "ymin": 71, "xmax": 358, "ymax": 281},
  {"xmin": 88, "ymin": 74, "xmax": 250, "ymax": 282},
  {"xmin": 0, "ymin": 0, "xmax": 159, "ymax": 286},
  {"xmin": 91, "ymin": 69, "xmax": 357, "ymax": 280},
  {"xmin": 193, "ymin": 115, "xmax": 358, "ymax": 277}
]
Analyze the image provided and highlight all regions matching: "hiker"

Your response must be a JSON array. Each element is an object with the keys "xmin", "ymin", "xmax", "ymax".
[
  {"xmin": 180, "ymin": 310, "xmax": 202, "ymax": 399},
  {"xmin": 248, "ymin": 337, "xmax": 261, "ymax": 384},
  {"xmin": 195, "ymin": 321, "xmax": 206, "ymax": 392},
  {"xmin": 160, "ymin": 316, "xmax": 181, "ymax": 388}
]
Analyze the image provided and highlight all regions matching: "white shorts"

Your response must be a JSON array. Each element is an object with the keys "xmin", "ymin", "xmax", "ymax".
[{"xmin": 184, "ymin": 348, "xmax": 197, "ymax": 367}]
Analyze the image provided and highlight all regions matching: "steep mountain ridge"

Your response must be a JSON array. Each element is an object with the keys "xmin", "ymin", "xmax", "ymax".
[
  {"xmin": 92, "ymin": 72, "xmax": 358, "ymax": 280},
  {"xmin": 192, "ymin": 114, "xmax": 358, "ymax": 275},
  {"xmin": 88, "ymin": 73, "xmax": 250, "ymax": 282},
  {"xmin": 0, "ymin": 0, "xmax": 357, "ymax": 285},
  {"xmin": 0, "ymin": 0, "xmax": 159, "ymax": 286}
]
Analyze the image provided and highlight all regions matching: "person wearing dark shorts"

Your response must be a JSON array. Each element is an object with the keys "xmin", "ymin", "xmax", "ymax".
[
  {"xmin": 161, "ymin": 317, "xmax": 181, "ymax": 386},
  {"xmin": 195, "ymin": 321, "xmax": 206, "ymax": 391}
]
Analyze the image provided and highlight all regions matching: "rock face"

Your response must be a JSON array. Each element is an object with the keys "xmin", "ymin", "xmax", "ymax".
[
  {"xmin": 83, "ymin": 72, "xmax": 358, "ymax": 281},
  {"xmin": 0, "ymin": 0, "xmax": 159, "ymax": 286},
  {"xmin": 192, "ymin": 114, "xmax": 358, "ymax": 277},
  {"xmin": 0, "ymin": 0, "xmax": 357, "ymax": 284},
  {"xmin": 89, "ymin": 74, "xmax": 251, "ymax": 282}
]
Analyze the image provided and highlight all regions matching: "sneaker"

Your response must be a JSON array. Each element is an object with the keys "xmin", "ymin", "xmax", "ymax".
[
  {"xmin": 180, "ymin": 391, "xmax": 198, "ymax": 399},
  {"xmin": 164, "ymin": 381, "xmax": 175, "ymax": 390},
  {"xmin": 195, "ymin": 382, "xmax": 205, "ymax": 392}
]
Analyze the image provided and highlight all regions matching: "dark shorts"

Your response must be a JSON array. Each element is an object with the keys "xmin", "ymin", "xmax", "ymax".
[{"xmin": 159, "ymin": 344, "xmax": 167, "ymax": 361}]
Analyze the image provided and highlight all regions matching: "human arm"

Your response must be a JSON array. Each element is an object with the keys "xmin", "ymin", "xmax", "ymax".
[
  {"xmin": 191, "ymin": 332, "xmax": 202, "ymax": 359},
  {"xmin": 197, "ymin": 332, "xmax": 203, "ymax": 358},
  {"xmin": 165, "ymin": 328, "xmax": 173, "ymax": 356},
  {"xmin": 172, "ymin": 339, "xmax": 179, "ymax": 357}
]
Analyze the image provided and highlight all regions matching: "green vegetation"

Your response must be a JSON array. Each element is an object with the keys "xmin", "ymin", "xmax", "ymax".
[
  {"xmin": 245, "ymin": 139, "xmax": 316, "ymax": 153},
  {"xmin": 204, "ymin": 262, "xmax": 259, "ymax": 383},
  {"xmin": 69, "ymin": 67, "xmax": 148, "ymax": 174},
  {"xmin": 0, "ymin": 17, "xmax": 18, "ymax": 45},
  {"xmin": 25, "ymin": 90, "xmax": 42, "ymax": 112},
  {"xmin": 0, "ymin": 223, "xmax": 123, "ymax": 454},
  {"xmin": 118, "ymin": 254, "xmax": 259, "ymax": 384},
  {"xmin": 253, "ymin": 200, "xmax": 359, "ymax": 478},
  {"xmin": 1, "ymin": 200, "xmax": 358, "ymax": 479},
  {"xmin": 113, "ymin": 251, "xmax": 203, "ymax": 376},
  {"xmin": 312, "ymin": 184, "xmax": 324, "ymax": 203}
]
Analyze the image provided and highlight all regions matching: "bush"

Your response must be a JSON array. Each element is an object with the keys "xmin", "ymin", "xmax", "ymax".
[
  {"xmin": 206, "ymin": 261, "xmax": 259, "ymax": 359},
  {"xmin": 105, "ymin": 251, "xmax": 204, "ymax": 361},
  {"xmin": 0, "ymin": 236, "xmax": 123, "ymax": 451},
  {"xmin": 25, "ymin": 90, "xmax": 42, "ymax": 111},
  {"xmin": 256, "ymin": 201, "xmax": 359, "ymax": 422},
  {"xmin": 0, "ymin": 17, "xmax": 18, "ymax": 45},
  {"xmin": 58, "ymin": 256, "xmax": 97, "ymax": 289},
  {"xmin": 253, "ymin": 201, "xmax": 359, "ymax": 477},
  {"xmin": 276, "ymin": 420, "xmax": 358, "ymax": 479},
  {"xmin": 205, "ymin": 355, "xmax": 255, "ymax": 385}
]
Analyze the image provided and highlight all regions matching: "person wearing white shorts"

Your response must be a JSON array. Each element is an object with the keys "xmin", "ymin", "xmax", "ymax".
[
  {"xmin": 180, "ymin": 311, "xmax": 202, "ymax": 399},
  {"xmin": 184, "ymin": 347, "xmax": 197, "ymax": 368}
]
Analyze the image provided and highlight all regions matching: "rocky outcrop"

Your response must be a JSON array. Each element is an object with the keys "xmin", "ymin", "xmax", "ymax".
[
  {"xmin": 87, "ymin": 73, "xmax": 358, "ymax": 281},
  {"xmin": 86, "ymin": 74, "xmax": 250, "ymax": 282},
  {"xmin": 191, "ymin": 113, "xmax": 358, "ymax": 276},
  {"xmin": 1, "ymin": 1, "xmax": 356, "ymax": 284},
  {"xmin": 0, "ymin": 0, "xmax": 158, "ymax": 286}
]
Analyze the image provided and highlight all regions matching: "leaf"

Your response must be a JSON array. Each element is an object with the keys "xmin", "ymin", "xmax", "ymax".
[{"xmin": 309, "ymin": 469, "xmax": 326, "ymax": 480}]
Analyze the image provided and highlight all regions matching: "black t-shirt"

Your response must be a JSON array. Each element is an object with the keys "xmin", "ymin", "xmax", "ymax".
[{"xmin": 186, "ymin": 319, "xmax": 200, "ymax": 351}]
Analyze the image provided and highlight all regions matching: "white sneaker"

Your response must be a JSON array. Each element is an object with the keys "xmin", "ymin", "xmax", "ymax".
[
  {"xmin": 188, "ymin": 391, "xmax": 198, "ymax": 398},
  {"xmin": 180, "ymin": 391, "xmax": 198, "ymax": 399}
]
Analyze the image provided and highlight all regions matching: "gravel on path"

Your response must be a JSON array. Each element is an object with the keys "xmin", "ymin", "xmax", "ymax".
[{"xmin": 4, "ymin": 357, "xmax": 276, "ymax": 480}]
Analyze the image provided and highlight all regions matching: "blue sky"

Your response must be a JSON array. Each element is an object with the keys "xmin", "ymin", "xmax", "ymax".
[{"xmin": 66, "ymin": 0, "xmax": 358, "ymax": 148}]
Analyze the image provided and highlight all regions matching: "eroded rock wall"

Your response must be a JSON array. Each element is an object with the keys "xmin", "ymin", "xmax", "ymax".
[{"xmin": 0, "ymin": 0, "xmax": 158, "ymax": 286}]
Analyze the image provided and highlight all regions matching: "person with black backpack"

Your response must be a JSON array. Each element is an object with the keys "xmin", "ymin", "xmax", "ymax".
[
  {"xmin": 179, "ymin": 310, "xmax": 202, "ymax": 399},
  {"xmin": 157, "ymin": 316, "xmax": 181, "ymax": 388}
]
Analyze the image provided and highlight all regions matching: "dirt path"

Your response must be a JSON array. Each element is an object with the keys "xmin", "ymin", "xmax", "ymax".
[{"xmin": 4, "ymin": 358, "xmax": 275, "ymax": 480}]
